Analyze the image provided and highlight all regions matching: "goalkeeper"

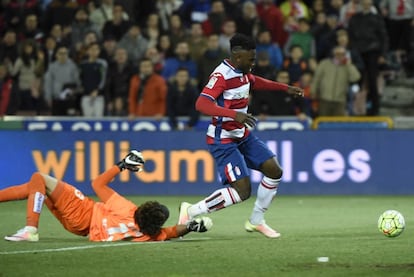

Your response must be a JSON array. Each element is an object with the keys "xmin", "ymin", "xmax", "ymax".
[{"xmin": 0, "ymin": 150, "xmax": 212, "ymax": 242}]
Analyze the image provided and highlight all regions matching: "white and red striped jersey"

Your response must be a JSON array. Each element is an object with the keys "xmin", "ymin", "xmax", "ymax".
[{"xmin": 199, "ymin": 59, "xmax": 253, "ymax": 144}]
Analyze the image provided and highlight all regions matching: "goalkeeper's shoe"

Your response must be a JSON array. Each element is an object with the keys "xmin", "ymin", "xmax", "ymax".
[
  {"xmin": 178, "ymin": 202, "xmax": 192, "ymax": 225},
  {"xmin": 4, "ymin": 226, "xmax": 39, "ymax": 242},
  {"xmin": 117, "ymin": 150, "xmax": 145, "ymax": 172},
  {"xmin": 245, "ymin": 220, "xmax": 281, "ymax": 238}
]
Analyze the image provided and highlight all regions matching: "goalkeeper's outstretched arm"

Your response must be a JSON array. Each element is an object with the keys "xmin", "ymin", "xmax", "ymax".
[{"xmin": 174, "ymin": 217, "xmax": 214, "ymax": 237}]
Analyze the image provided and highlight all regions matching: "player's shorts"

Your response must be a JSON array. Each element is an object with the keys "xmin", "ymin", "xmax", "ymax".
[
  {"xmin": 47, "ymin": 180, "xmax": 95, "ymax": 236},
  {"xmin": 207, "ymin": 132, "xmax": 275, "ymax": 185}
]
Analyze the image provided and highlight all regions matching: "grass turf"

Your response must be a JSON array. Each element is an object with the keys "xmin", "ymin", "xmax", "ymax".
[{"xmin": 1, "ymin": 196, "xmax": 414, "ymax": 277}]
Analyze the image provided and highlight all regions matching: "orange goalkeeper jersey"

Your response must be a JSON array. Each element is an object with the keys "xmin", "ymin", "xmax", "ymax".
[{"xmin": 88, "ymin": 192, "xmax": 178, "ymax": 242}]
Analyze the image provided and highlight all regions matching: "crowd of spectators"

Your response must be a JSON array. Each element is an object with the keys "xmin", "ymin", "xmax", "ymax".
[{"xmin": 0, "ymin": 0, "xmax": 413, "ymax": 127}]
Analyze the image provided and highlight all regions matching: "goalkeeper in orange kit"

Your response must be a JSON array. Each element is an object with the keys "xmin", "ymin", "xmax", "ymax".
[{"xmin": 0, "ymin": 150, "xmax": 212, "ymax": 242}]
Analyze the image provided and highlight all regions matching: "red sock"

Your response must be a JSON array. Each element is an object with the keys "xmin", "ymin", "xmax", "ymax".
[
  {"xmin": 26, "ymin": 173, "xmax": 46, "ymax": 228},
  {"xmin": 0, "ymin": 183, "xmax": 30, "ymax": 202}
]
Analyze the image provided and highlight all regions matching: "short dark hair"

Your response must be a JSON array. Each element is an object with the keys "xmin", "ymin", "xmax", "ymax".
[
  {"xmin": 230, "ymin": 33, "xmax": 256, "ymax": 52},
  {"xmin": 134, "ymin": 201, "xmax": 170, "ymax": 236}
]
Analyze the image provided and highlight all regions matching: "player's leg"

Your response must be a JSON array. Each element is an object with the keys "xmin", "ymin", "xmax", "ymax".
[
  {"xmin": 178, "ymin": 143, "xmax": 250, "ymax": 224},
  {"xmin": 4, "ymin": 173, "xmax": 57, "ymax": 241},
  {"xmin": 242, "ymin": 134, "xmax": 282, "ymax": 238},
  {"xmin": 0, "ymin": 182, "xmax": 30, "ymax": 202}
]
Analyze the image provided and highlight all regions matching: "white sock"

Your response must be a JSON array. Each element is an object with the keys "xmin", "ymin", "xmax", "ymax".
[
  {"xmin": 24, "ymin": 226, "xmax": 38, "ymax": 233},
  {"xmin": 188, "ymin": 187, "xmax": 242, "ymax": 217},
  {"xmin": 249, "ymin": 176, "xmax": 280, "ymax": 225}
]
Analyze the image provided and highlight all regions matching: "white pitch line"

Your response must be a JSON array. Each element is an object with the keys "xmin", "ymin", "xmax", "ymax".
[{"xmin": 0, "ymin": 237, "xmax": 211, "ymax": 255}]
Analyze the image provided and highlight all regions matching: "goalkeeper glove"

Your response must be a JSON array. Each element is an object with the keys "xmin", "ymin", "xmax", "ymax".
[
  {"xmin": 186, "ymin": 217, "xmax": 213, "ymax": 233},
  {"xmin": 117, "ymin": 150, "xmax": 145, "ymax": 172}
]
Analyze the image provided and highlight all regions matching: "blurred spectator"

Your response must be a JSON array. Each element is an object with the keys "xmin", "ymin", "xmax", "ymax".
[
  {"xmin": 348, "ymin": 0, "xmax": 389, "ymax": 115},
  {"xmin": 74, "ymin": 30, "xmax": 99, "ymax": 63},
  {"xmin": 102, "ymin": 4, "xmax": 131, "ymax": 41},
  {"xmin": 43, "ymin": 45, "xmax": 80, "ymax": 115},
  {"xmin": 162, "ymin": 41, "xmax": 198, "ymax": 84},
  {"xmin": 279, "ymin": 0, "xmax": 311, "ymax": 20},
  {"xmin": 178, "ymin": 0, "xmax": 212, "ymax": 25},
  {"xmin": 8, "ymin": 39, "xmax": 44, "ymax": 114},
  {"xmin": 129, "ymin": 0, "xmax": 157, "ymax": 27},
  {"xmin": 311, "ymin": 46, "xmax": 361, "ymax": 116},
  {"xmin": 256, "ymin": 0, "xmax": 288, "ymax": 47},
  {"xmin": 18, "ymin": 14, "xmax": 44, "ymax": 43},
  {"xmin": 43, "ymin": 0, "xmax": 78, "ymax": 32},
  {"xmin": 250, "ymin": 51, "xmax": 278, "ymax": 115},
  {"xmin": 128, "ymin": 58, "xmax": 167, "ymax": 118},
  {"xmin": 118, "ymin": 25, "xmax": 149, "ymax": 66},
  {"xmin": 292, "ymin": 70, "xmax": 317, "ymax": 118},
  {"xmin": 89, "ymin": 0, "xmax": 129, "ymax": 32},
  {"xmin": 284, "ymin": 18, "xmax": 316, "ymax": 60},
  {"xmin": 326, "ymin": 0, "xmax": 344, "ymax": 17},
  {"xmin": 3, "ymin": 0, "xmax": 42, "ymax": 31},
  {"xmin": 70, "ymin": 7, "xmax": 100, "ymax": 54},
  {"xmin": 310, "ymin": 11, "xmax": 329, "ymax": 61},
  {"xmin": 0, "ymin": 30, "xmax": 18, "ymax": 64},
  {"xmin": 202, "ymin": 0, "xmax": 227, "ymax": 35},
  {"xmin": 156, "ymin": 0, "xmax": 182, "ymax": 32},
  {"xmin": 167, "ymin": 13, "xmax": 188, "ymax": 48},
  {"xmin": 186, "ymin": 22, "xmax": 208, "ymax": 62},
  {"xmin": 49, "ymin": 24, "xmax": 70, "ymax": 47},
  {"xmin": 105, "ymin": 47, "xmax": 134, "ymax": 116},
  {"xmin": 255, "ymin": 29, "xmax": 283, "ymax": 70},
  {"xmin": 336, "ymin": 29, "xmax": 364, "ymax": 74},
  {"xmin": 79, "ymin": 42, "xmax": 107, "ymax": 117},
  {"xmin": 380, "ymin": 0, "xmax": 414, "ymax": 66},
  {"xmin": 222, "ymin": 0, "xmax": 243, "ymax": 20},
  {"xmin": 197, "ymin": 33, "xmax": 228, "ymax": 88},
  {"xmin": 339, "ymin": 0, "xmax": 362, "ymax": 27},
  {"xmin": 252, "ymin": 51, "xmax": 278, "ymax": 80},
  {"xmin": 144, "ymin": 46, "xmax": 164, "ymax": 74},
  {"xmin": 157, "ymin": 34, "xmax": 175, "ymax": 59},
  {"xmin": 310, "ymin": 0, "xmax": 325, "ymax": 16},
  {"xmin": 0, "ymin": 63, "xmax": 19, "ymax": 115},
  {"xmin": 251, "ymin": 69, "xmax": 307, "ymax": 119},
  {"xmin": 142, "ymin": 13, "xmax": 162, "ymax": 49},
  {"xmin": 316, "ymin": 13, "xmax": 340, "ymax": 60},
  {"xmin": 234, "ymin": 1, "xmax": 265, "ymax": 38},
  {"xmin": 167, "ymin": 67, "xmax": 200, "ymax": 130},
  {"xmin": 282, "ymin": 45, "xmax": 310, "ymax": 83},
  {"xmin": 218, "ymin": 19, "xmax": 237, "ymax": 53},
  {"xmin": 99, "ymin": 35, "xmax": 117, "ymax": 64},
  {"xmin": 41, "ymin": 36, "xmax": 57, "ymax": 71}
]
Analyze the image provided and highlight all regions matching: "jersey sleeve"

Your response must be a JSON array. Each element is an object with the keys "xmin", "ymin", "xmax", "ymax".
[
  {"xmin": 196, "ymin": 73, "xmax": 237, "ymax": 118},
  {"xmin": 200, "ymin": 72, "xmax": 227, "ymax": 100},
  {"xmin": 105, "ymin": 192, "xmax": 138, "ymax": 215}
]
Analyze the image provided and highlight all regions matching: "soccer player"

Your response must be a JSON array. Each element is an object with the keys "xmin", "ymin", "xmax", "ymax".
[
  {"xmin": 178, "ymin": 33, "xmax": 304, "ymax": 238},
  {"xmin": 1, "ymin": 150, "xmax": 212, "ymax": 242}
]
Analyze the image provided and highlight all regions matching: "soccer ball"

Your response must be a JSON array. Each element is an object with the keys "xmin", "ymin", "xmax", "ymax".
[{"xmin": 377, "ymin": 210, "xmax": 405, "ymax": 238}]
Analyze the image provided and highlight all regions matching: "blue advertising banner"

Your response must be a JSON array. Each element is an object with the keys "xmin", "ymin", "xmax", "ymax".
[
  {"xmin": 0, "ymin": 130, "xmax": 412, "ymax": 195},
  {"xmin": 20, "ymin": 116, "xmax": 310, "ymax": 132}
]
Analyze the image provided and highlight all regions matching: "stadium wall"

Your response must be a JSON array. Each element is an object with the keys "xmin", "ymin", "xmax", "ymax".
[{"xmin": 0, "ymin": 129, "xmax": 412, "ymax": 195}]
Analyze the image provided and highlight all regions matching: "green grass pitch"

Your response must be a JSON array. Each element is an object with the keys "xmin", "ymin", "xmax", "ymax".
[{"xmin": 1, "ymin": 195, "xmax": 414, "ymax": 277}]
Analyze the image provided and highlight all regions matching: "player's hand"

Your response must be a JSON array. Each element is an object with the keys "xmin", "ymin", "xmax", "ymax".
[
  {"xmin": 117, "ymin": 150, "xmax": 145, "ymax": 172},
  {"xmin": 287, "ymin": 86, "xmax": 304, "ymax": 98},
  {"xmin": 186, "ymin": 217, "xmax": 213, "ymax": 233},
  {"xmin": 235, "ymin": 112, "xmax": 257, "ymax": 128}
]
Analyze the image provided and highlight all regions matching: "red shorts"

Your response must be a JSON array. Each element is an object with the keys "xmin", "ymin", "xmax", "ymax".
[{"xmin": 47, "ymin": 180, "xmax": 95, "ymax": 236}]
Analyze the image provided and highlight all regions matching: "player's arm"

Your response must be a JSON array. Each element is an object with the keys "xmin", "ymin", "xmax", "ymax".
[
  {"xmin": 195, "ymin": 74, "xmax": 257, "ymax": 127},
  {"xmin": 92, "ymin": 150, "xmax": 145, "ymax": 203},
  {"xmin": 251, "ymin": 75, "xmax": 304, "ymax": 97},
  {"xmin": 163, "ymin": 217, "xmax": 214, "ymax": 239}
]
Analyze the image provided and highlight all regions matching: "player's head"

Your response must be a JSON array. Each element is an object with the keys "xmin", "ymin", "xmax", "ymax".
[
  {"xmin": 134, "ymin": 201, "xmax": 170, "ymax": 236},
  {"xmin": 230, "ymin": 33, "xmax": 256, "ymax": 74}
]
